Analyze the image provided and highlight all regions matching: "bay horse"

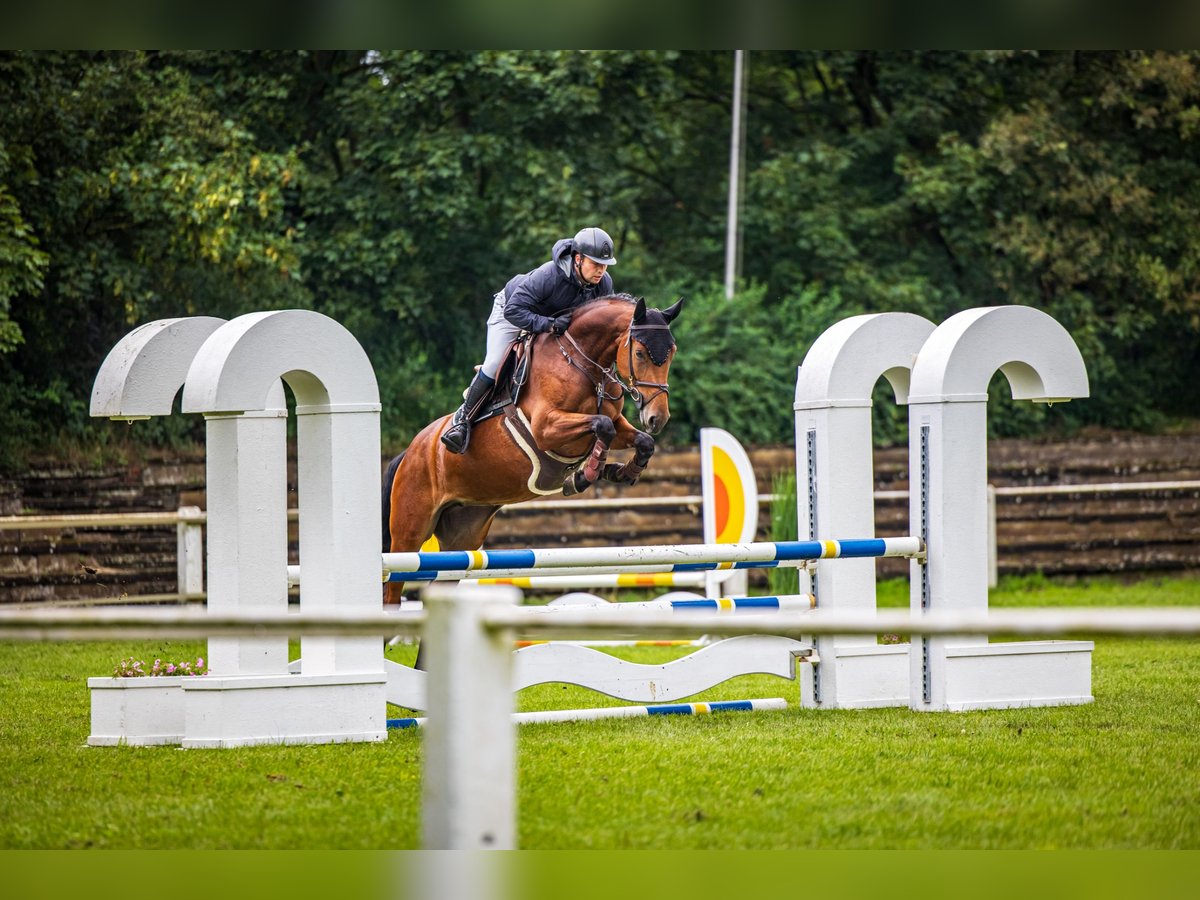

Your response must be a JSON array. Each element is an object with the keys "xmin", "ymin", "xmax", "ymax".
[{"xmin": 382, "ymin": 293, "xmax": 684, "ymax": 606}]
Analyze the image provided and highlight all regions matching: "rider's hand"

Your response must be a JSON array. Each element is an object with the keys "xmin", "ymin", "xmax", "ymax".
[{"xmin": 547, "ymin": 315, "xmax": 571, "ymax": 335}]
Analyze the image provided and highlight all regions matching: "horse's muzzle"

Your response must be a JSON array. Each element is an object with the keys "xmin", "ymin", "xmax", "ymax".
[{"xmin": 641, "ymin": 410, "xmax": 669, "ymax": 434}]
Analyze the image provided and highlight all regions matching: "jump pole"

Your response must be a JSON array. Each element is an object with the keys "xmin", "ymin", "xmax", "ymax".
[{"xmin": 388, "ymin": 697, "xmax": 787, "ymax": 729}]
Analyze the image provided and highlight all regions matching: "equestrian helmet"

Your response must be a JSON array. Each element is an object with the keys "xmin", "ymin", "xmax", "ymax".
[{"xmin": 573, "ymin": 227, "xmax": 617, "ymax": 265}]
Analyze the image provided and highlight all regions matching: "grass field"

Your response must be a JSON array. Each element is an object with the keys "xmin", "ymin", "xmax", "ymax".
[{"xmin": 1, "ymin": 574, "xmax": 1198, "ymax": 850}]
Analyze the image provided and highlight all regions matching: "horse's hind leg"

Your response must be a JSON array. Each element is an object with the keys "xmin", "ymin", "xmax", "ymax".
[
  {"xmin": 411, "ymin": 504, "xmax": 501, "ymax": 672},
  {"xmin": 434, "ymin": 504, "xmax": 502, "ymax": 552}
]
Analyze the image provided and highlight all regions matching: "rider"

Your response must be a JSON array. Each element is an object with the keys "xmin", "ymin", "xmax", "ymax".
[{"xmin": 440, "ymin": 226, "xmax": 618, "ymax": 454}]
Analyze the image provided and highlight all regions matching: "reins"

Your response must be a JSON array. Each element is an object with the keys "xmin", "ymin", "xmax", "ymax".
[{"xmin": 555, "ymin": 331, "xmax": 626, "ymax": 411}]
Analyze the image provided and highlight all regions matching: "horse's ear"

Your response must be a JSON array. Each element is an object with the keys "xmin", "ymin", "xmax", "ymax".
[
  {"xmin": 633, "ymin": 297, "xmax": 647, "ymax": 324},
  {"xmin": 661, "ymin": 296, "xmax": 685, "ymax": 323}
]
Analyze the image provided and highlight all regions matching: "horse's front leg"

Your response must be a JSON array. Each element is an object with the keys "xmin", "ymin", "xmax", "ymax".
[
  {"xmin": 563, "ymin": 414, "xmax": 617, "ymax": 495},
  {"xmin": 602, "ymin": 415, "xmax": 655, "ymax": 485},
  {"xmin": 535, "ymin": 410, "xmax": 616, "ymax": 496}
]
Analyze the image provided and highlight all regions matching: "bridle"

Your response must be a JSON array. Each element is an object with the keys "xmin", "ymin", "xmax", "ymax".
[
  {"xmin": 618, "ymin": 324, "xmax": 672, "ymax": 412},
  {"xmin": 554, "ymin": 322, "xmax": 673, "ymax": 414}
]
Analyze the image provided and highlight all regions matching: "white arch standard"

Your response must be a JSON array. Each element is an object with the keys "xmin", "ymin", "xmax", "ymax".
[
  {"xmin": 907, "ymin": 305, "xmax": 1093, "ymax": 711},
  {"xmin": 793, "ymin": 312, "xmax": 936, "ymax": 708},
  {"xmin": 178, "ymin": 309, "xmax": 386, "ymax": 747}
]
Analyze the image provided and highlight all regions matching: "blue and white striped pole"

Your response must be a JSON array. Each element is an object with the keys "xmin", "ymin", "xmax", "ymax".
[
  {"xmin": 389, "ymin": 697, "xmax": 787, "ymax": 729},
  {"xmin": 378, "ymin": 537, "xmax": 922, "ymax": 583},
  {"xmin": 287, "ymin": 536, "xmax": 923, "ymax": 586}
]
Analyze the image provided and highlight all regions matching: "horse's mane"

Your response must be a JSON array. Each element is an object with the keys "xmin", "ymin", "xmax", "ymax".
[
  {"xmin": 575, "ymin": 293, "xmax": 675, "ymax": 365},
  {"xmin": 577, "ymin": 292, "xmax": 640, "ymax": 309}
]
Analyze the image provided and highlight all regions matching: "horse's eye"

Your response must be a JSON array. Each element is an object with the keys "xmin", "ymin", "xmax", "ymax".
[{"xmin": 635, "ymin": 349, "xmax": 647, "ymax": 362}]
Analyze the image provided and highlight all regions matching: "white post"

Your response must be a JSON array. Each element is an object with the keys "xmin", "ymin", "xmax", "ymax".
[
  {"xmin": 202, "ymin": 391, "xmax": 289, "ymax": 676},
  {"xmin": 176, "ymin": 506, "xmax": 204, "ymax": 598},
  {"xmin": 422, "ymin": 584, "xmax": 520, "ymax": 850},
  {"xmin": 295, "ymin": 402, "xmax": 383, "ymax": 675}
]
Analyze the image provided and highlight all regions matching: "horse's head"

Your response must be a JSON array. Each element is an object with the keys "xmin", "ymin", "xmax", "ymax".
[{"xmin": 619, "ymin": 296, "xmax": 684, "ymax": 434}]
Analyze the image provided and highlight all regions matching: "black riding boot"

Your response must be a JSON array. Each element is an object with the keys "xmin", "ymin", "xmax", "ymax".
[{"xmin": 440, "ymin": 372, "xmax": 496, "ymax": 454}]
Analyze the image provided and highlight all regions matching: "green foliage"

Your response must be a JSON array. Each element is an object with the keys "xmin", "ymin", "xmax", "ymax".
[
  {"xmin": 2, "ymin": 51, "xmax": 1199, "ymax": 470},
  {"xmin": 767, "ymin": 468, "xmax": 799, "ymax": 595},
  {"xmin": 666, "ymin": 280, "xmax": 850, "ymax": 445}
]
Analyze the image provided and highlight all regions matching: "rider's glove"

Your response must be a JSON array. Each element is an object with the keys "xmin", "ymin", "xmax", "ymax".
[{"xmin": 547, "ymin": 316, "xmax": 571, "ymax": 335}]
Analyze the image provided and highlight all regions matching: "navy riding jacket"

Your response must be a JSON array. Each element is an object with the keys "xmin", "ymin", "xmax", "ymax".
[{"xmin": 502, "ymin": 238, "xmax": 614, "ymax": 334}]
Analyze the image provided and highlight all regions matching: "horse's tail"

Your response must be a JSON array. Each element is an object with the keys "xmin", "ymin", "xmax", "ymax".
[{"xmin": 381, "ymin": 450, "xmax": 406, "ymax": 551}]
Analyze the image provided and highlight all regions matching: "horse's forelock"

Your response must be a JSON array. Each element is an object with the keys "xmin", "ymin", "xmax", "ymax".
[{"xmin": 634, "ymin": 307, "xmax": 676, "ymax": 365}]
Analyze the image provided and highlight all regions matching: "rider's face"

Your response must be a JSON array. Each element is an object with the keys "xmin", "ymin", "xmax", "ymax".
[{"xmin": 577, "ymin": 255, "xmax": 608, "ymax": 284}]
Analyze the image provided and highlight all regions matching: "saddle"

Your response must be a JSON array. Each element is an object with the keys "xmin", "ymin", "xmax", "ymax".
[
  {"xmin": 474, "ymin": 334, "xmax": 533, "ymax": 424},
  {"xmin": 473, "ymin": 334, "xmax": 588, "ymax": 495}
]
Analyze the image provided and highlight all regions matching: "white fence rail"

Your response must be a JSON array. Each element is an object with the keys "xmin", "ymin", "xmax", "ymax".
[{"xmin": 4, "ymin": 480, "xmax": 1200, "ymax": 602}]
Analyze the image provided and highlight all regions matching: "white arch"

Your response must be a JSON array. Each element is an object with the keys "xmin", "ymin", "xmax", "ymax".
[
  {"xmin": 794, "ymin": 311, "xmax": 937, "ymax": 408},
  {"xmin": 90, "ymin": 317, "xmax": 227, "ymax": 419},
  {"xmin": 907, "ymin": 305, "xmax": 1091, "ymax": 711},
  {"xmin": 182, "ymin": 309, "xmax": 379, "ymax": 414},
  {"xmin": 909, "ymin": 305, "xmax": 1089, "ymax": 403},
  {"xmin": 183, "ymin": 309, "xmax": 383, "ymax": 680},
  {"xmin": 793, "ymin": 312, "xmax": 936, "ymax": 708}
]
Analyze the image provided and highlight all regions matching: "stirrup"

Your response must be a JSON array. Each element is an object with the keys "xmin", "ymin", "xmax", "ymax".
[{"xmin": 441, "ymin": 409, "xmax": 471, "ymax": 454}]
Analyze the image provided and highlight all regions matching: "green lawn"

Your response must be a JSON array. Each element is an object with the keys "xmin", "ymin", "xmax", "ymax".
[{"xmin": 2, "ymin": 574, "xmax": 1198, "ymax": 850}]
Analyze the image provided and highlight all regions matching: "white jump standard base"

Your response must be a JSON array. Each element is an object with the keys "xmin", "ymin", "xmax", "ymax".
[{"xmin": 180, "ymin": 672, "xmax": 388, "ymax": 748}]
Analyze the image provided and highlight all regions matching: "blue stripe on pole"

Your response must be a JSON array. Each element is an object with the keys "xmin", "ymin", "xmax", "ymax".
[
  {"xmin": 417, "ymin": 550, "xmax": 471, "ymax": 570},
  {"xmin": 387, "ymin": 571, "xmax": 436, "ymax": 582},
  {"xmin": 646, "ymin": 703, "xmax": 699, "ymax": 715},
  {"xmin": 730, "ymin": 596, "xmax": 781, "ymax": 608},
  {"xmin": 708, "ymin": 700, "xmax": 756, "ymax": 712},
  {"xmin": 669, "ymin": 597, "xmax": 782, "ymax": 610},
  {"xmin": 485, "ymin": 549, "xmax": 538, "ymax": 568},
  {"xmin": 733, "ymin": 561, "xmax": 779, "ymax": 569},
  {"xmin": 387, "ymin": 718, "xmax": 421, "ymax": 729},
  {"xmin": 772, "ymin": 541, "xmax": 826, "ymax": 560},
  {"xmin": 646, "ymin": 700, "xmax": 758, "ymax": 716},
  {"xmin": 834, "ymin": 539, "xmax": 888, "ymax": 558}
]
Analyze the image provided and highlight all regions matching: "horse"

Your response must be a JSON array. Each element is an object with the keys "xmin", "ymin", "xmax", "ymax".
[{"xmin": 382, "ymin": 293, "xmax": 684, "ymax": 606}]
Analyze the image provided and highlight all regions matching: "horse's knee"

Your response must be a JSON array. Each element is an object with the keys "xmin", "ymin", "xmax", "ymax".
[
  {"xmin": 633, "ymin": 432, "xmax": 655, "ymax": 465},
  {"xmin": 591, "ymin": 415, "xmax": 616, "ymax": 444}
]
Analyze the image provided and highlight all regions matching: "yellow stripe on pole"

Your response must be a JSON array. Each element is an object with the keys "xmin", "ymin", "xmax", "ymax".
[
  {"xmin": 821, "ymin": 540, "xmax": 839, "ymax": 558},
  {"xmin": 477, "ymin": 577, "xmax": 534, "ymax": 588},
  {"xmin": 615, "ymin": 573, "xmax": 679, "ymax": 587}
]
